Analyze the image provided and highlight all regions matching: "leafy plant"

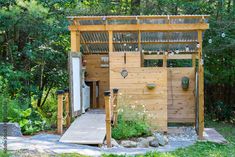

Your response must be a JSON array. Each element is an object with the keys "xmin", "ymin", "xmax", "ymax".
[
  {"xmin": 8, "ymin": 107, "xmax": 46, "ymax": 135},
  {"xmin": 112, "ymin": 94, "xmax": 152, "ymax": 140}
]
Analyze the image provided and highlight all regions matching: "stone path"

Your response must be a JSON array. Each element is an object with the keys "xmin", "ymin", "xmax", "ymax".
[
  {"xmin": 0, "ymin": 134, "xmax": 196, "ymax": 156},
  {"xmin": 0, "ymin": 127, "xmax": 226, "ymax": 156}
]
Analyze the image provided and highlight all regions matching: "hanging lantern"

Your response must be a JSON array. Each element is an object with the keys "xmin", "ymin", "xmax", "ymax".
[
  {"xmin": 185, "ymin": 45, "xmax": 189, "ymax": 52},
  {"xmin": 157, "ymin": 49, "xmax": 160, "ymax": 55},
  {"xmin": 149, "ymin": 51, "xmax": 152, "ymax": 54},
  {"xmin": 129, "ymin": 46, "xmax": 132, "ymax": 49},
  {"xmin": 221, "ymin": 32, "xmax": 226, "ymax": 38},
  {"xmin": 124, "ymin": 43, "xmax": 127, "ymax": 46},
  {"xmin": 208, "ymin": 38, "xmax": 212, "ymax": 44},
  {"xmin": 196, "ymin": 42, "xmax": 200, "ymax": 48},
  {"xmin": 135, "ymin": 48, "xmax": 138, "ymax": 51},
  {"xmin": 175, "ymin": 49, "xmax": 179, "ymax": 54}
]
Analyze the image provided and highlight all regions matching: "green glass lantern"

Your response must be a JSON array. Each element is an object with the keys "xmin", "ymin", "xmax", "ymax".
[{"xmin": 181, "ymin": 76, "xmax": 189, "ymax": 90}]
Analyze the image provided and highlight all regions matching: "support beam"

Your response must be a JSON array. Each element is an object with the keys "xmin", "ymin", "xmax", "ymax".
[
  {"xmin": 104, "ymin": 91, "xmax": 111, "ymax": 148},
  {"xmin": 163, "ymin": 54, "xmax": 167, "ymax": 67},
  {"xmin": 69, "ymin": 23, "xmax": 209, "ymax": 32},
  {"xmin": 57, "ymin": 90, "xmax": 64, "ymax": 135},
  {"xmin": 64, "ymin": 89, "xmax": 71, "ymax": 128},
  {"xmin": 144, "ymin": 54, "xmax": 195, "ymax": 60},
  {"xmin": 71, "ymin": 30, "xmax": 80, "ymax": 52},
  {"xmin": 192, "ymin": 54, "xmax": 196, "ymax": 67},
  {"xmin": 198, "ymin": 30, "xmax": 204, "ymax": 140},
  {"xmin": 108, "ymin": 31, "xmax": 113, "ymax": 52}
]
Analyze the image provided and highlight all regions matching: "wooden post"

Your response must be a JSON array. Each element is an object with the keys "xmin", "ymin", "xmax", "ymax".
[
  {"xmin": 71, "ymin": 30, "xmax": 80, "ymax": 52},
  {"xmin": 198, "ymin": 30, "xmax": 204, "ymax": 139},
  {"xmin": 163, "ymin": 54, "xmax": 167, "ymax": 67},
  {"xmin": 192, "ymin": 54, "xmax": 196, "ymax": 68},
  {"xmin": 108, "ymin": 31, "xmax": 113, "ymax": 53},
  {"xmin": 64, "ymin": 88, "xmax": 71, "ymax": 128},
  {"xmin": 112, "ymin": 88, "xmax": 119, "ymax": 127},
  {"xmin": 57, "ymin": 90, "xmax": 64, "ymax": 134},
  {"xmin": 104, "ymin": 91, "xmax": 112, "ymax": 147}
]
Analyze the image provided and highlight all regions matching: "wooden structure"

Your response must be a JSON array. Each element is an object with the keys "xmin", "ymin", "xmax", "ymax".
[
  {"xmin": 67, "ymin": 15, "xmax": 209, "ymax": 140},
  {"xmin": 56, "ymin": 89, "xmax": 71, "ymax": 134}
]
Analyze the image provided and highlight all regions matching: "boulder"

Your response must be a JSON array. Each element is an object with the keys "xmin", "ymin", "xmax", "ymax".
[
  {"xmin": 120, "ymin": 140, "xmax": 137, "ymax": 148},
  {"xmin": 154, "ymin": 133, "xmax": 168, "ymax": 146},
  {"xmin": 149, "ymin": 139, "xmax": 159, "ymax": 147},
  {"xmin": 137, "ymin": 139, "xmax": 149, "ymax": 148},
  {"xmin": 0, "ymin": 123, "xmax": 22, "ymax": 137}
]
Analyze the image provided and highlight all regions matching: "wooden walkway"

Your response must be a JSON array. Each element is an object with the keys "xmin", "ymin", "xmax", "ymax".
[{"xmin": 59, "ymin": 109, "xmax": 106, "ymax": 145}]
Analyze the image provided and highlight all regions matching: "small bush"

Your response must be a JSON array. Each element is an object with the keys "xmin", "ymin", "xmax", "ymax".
[{"xmin": 112, "ymin": 94, "xmax": 152, "ymax": 140}]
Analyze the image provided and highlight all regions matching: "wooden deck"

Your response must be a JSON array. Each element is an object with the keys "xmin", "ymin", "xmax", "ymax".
[{"xmin": 59, "ymin": 109, "xmax": 106, "ymax": 145}]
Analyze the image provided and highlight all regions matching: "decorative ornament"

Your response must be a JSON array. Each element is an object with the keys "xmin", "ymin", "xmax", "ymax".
[
  {"xmin": 221, "ymin": 32, "xmax": 226, "ymax": 38},
  {"xmin": 208, "ymin": 38, "xmax": 212, "ymax": 44},
  {"xmin": 120, "ymin": 69, "xmax": 128, "ymax": 78}
]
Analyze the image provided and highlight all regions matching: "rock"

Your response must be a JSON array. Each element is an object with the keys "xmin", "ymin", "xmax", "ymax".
[
  {"xmin": 0, "ymin": 123, "xmax": 22, "ymax": 137},
  {"xmin": 146, "ymin": 136, "xmax": 155, "ymax": 141},
  {"xmin": 137, "ymin": 139, "xmax": 149, "ymax": 148},
  {"xmin": 149, "ymin": 139, "xmax": 159, "ymax": 147},
  {"xmin": 154, "ymin": 133, "xmax": 168, "ymax": 146},
  {"xmin": 111, "ymin": 138, "xmax": 120, "ymax": 147},
  {"xmin": 120, "ymin": 140, "xmax": 137, "ymax": 148},
  {"xmin": 136, "ymin": 137, "xmax": 145, "ymax": 142}
]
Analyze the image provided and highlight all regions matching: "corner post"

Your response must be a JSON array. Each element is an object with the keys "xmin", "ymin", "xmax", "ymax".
[
  {"xmin": 57, "ymin": 90, "xmax": 64, "ymax": 135},
  {"xmin": 104, "ymin": 91, "xmax": 112, "ymax": 147},
  {"xmin": 108, "ymin": 31, "xmax": 113, "ymax": 53},
  {"xmin": 64, "ymin": 88, "xmax": 71, "ymax": 128},
  {"xmin": 112, "ymin": 88, "xmax": 119, "ymax": 127},
  {"xmin": 198, "ymin": 30, "xmax": 204, "ymax": 139},
  {"xmin": 71, "ymin": 30, "xmax": 80, "ymax": 52}
]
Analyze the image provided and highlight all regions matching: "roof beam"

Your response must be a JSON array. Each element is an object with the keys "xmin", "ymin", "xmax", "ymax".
[{"xmin": 69, "ymin": 23, "xmax": 209, "ymax": 32}]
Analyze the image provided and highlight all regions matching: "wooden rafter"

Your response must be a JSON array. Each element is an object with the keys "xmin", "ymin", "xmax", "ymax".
[{"xmin": 69, "ymin": 23, "xmax": 209, "ymax": 32}]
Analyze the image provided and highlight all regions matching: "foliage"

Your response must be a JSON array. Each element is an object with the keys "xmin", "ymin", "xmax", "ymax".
[{"xmin": 112, "ymin": 94, "xmax": 152, "ymax": 140}]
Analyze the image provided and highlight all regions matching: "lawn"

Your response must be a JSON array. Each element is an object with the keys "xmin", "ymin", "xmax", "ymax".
[{"xmin": 60, "ymin": 120, "xmax": 235, "ymax": 157}]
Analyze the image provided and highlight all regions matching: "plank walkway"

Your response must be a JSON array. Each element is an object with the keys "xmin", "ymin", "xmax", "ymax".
[{"xmin": 59, "ymin": 109, "xmax": 106, "ymax": 145}]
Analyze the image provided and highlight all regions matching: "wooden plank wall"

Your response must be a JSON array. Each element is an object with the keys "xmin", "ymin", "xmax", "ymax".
[
  {"xmin": 167, "ymin": 68, "xmax": 195, "ymax": 123},
  {"xmin": 109, "ymin": 52, "xmax": 168, "ymax": 131},
  {"xmin": 84, "ymin": 54, "xmax": 109, "ymax": 108}
]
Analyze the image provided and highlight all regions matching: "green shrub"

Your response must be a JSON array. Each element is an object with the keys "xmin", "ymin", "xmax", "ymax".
[{"xmin": 112, "ymin": 94, "xmax": 152, "ymax": 140}]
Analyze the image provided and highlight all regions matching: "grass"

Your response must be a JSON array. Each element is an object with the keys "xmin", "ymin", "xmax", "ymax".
[{"xmin": 59, "ymin": 120, "xmax": 235, "ymax": 157}]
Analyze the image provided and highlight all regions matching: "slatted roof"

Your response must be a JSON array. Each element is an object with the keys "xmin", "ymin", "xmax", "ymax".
[{"xmin": 68, "ymin": 15, "xmax": 209, "ymax": 54}]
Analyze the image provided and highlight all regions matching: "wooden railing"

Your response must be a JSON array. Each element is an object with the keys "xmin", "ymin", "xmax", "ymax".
[
  {"xmin": 104, "ymin": 88, "xmax": 119, "ymax": 148},
  {"xmin": 56, "ymin": 89, "xmax": 71, "ymax": 135}
]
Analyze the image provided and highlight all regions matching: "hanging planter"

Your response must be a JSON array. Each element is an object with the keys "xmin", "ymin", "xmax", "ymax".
[{"xmin": 146, "ymin": 83, "xmax": 156, "ymax": 90}]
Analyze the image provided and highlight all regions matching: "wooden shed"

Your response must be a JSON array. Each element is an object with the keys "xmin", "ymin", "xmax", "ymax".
[{"xmin": 67, "ymin": 15, "xmax": 209, "ymax": 139}]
